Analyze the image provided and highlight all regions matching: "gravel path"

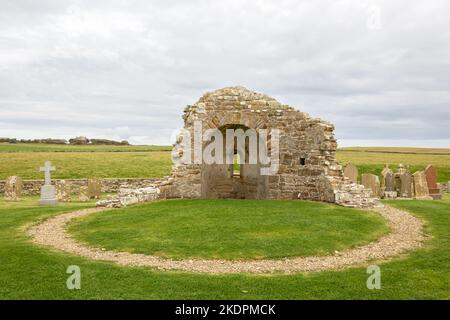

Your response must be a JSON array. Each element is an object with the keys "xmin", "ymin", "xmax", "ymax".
[{"xmin": 26, "ymin": 205, "xmax": 425, "ymax": 274}]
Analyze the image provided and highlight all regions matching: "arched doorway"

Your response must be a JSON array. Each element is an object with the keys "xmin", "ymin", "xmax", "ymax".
[{"xmin": 200, "ymin": 124, "xmax": 268, "ymax": 199}]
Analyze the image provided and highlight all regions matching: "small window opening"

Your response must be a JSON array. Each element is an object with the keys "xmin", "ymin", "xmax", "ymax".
[
  {"xmin": 300, "ymin": 157, "xmax": 306, "ymax": 166},
  {"xmin": 233, "ymin": 154, "xmax": 241, "ymax": 177}
]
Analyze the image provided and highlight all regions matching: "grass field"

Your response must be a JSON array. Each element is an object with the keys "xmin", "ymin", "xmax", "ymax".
[
  {"xmin": 0, "ymin": 144, "xmax": 449, "ymax": 181},
  {"xmin": 0, "ymin": 151, "xmax": 171, "ymax": 179},
  {"xmin": 68, "ymin": 199, "xmax": 389, "ymax": 260},
  {"xmin": 340, "ymin": 147, "xmax": 450, "ymax": 154},
  {"xmin": 0, "ymin": 195, "xmax": 449, "ymax": 299}
]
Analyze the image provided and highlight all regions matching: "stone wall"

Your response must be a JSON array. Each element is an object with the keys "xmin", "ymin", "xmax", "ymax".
[{"xmin": 0, "ymin": 178, "xmax": 159, "ymax": 195}]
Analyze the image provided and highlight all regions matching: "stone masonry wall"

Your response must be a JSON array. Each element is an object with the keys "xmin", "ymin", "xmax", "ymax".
[{"xmin": 0, "ymin": 178, "xmax": 159, "ymax": 195}]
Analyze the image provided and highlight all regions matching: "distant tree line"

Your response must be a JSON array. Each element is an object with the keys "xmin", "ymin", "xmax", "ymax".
[{"xmin": 0, "ymin": 136, "xmax": 130, "ymax": 145}]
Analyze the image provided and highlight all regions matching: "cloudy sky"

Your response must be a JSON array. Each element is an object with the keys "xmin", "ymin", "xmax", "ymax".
[{"xmin": 1, "ymin": 0, "xmax": 449, "ymax": 147}]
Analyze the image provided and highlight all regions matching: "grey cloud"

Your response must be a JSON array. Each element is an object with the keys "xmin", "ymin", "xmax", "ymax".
[{"xmin": 0, "ymin": 0, "xmax": 449, "ymax": 147}]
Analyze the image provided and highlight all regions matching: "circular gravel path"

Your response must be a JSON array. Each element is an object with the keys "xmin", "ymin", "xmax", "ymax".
[{"xmin": 26, "ymin": 205, "xmax": 425, "ymax": 274}]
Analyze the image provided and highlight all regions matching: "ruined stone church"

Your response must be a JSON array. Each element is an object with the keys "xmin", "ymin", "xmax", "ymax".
[
  {"xmin": 99, "ymin": 86, "xmax": 379, "ymax": 208},
  {"xmin": 166, "ymin": 86, "xmax": 379, "ymax": 208}
]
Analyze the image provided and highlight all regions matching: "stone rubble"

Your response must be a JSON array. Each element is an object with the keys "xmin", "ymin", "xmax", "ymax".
[
  {"xmin": 97, "ymin": 186, "xmax": 161, "ymax": 208},
  {"xmin": 333, "ymin": 180, "xmax": 383, "ymax": 208}
]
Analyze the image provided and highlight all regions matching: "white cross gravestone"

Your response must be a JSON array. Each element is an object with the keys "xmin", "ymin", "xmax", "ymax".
[{"xmin": 39, "ymin": 161, "xmax": 58, "ymax": 206}]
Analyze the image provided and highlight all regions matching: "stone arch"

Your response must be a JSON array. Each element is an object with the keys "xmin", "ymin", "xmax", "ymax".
[{"xmin": 200, "ymin": 123, "xmax": 269, "ymax": 199}]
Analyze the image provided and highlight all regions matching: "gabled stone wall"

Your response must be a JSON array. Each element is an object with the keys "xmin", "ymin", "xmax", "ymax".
[{"xmin": 169, "ymin": 86, "xmax": 380, "ymax": 208}]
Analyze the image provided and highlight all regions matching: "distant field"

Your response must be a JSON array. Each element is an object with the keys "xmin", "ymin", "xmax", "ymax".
[
  {"xmin": 0, "ymin": 143, "xmax": 171, "ymax": 153},
  {"xmin": 0, "ymin": 151, "xmax": 172, "ymax": 179},
  {"xmin": 0, "ymin": 145, "xmax": 449, "ymax": 182},
  {"xmin": 340, "ymin": 147, "xmax": 450, "ymax": 155}
]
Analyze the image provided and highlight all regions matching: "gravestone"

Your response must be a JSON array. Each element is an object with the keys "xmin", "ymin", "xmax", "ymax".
[
  {"xmin": 394, "ymin": 164, "xmax": 407, "ymax": 197},
  {"xmin": 56, "ymin": 180, "xmax": 71, "ymax": 202},
  {"xmin": 425, "ymin": 165, "xmax": 442, "ymax": 200},
  {"xmin": 381, "ymin": 164, "xmax": 395, "ymax": 195},
  {"xmin": 397, "ymin": 163, "xmax": 407, "ymax": 175},
  {"xmin": 79, "ymin": 186, "xmax": 90, "ymax": 202},
  {"xmin": 39, "ymin": 161, "xmax": 58, "ymax": 206},
  {"xmin": 382, "ymin": 169, "xmax": 396, "ymax": 199},
  {"xmin": 4, "ymin": 176, "xmax": 23, "ymax": 201},
  {"xmin": 400, "ymin": 173, "xmax": 414, "ymax": 198},
  {"xmin": 343, "ymin": 163, "xmax": 358, "ymax": 183},
  {"xmin": 381, "ymin": 164, "xmax": 391, "ymax": 177},
  {"xmin": 88, "ymin": 179, "xmax": 102, "ymax": 199},
  {"xmin": 361, "ymin": 173, "xmax": 381, "ymax": 197},
  {"xmin": 384, "ymin": 171, "xmax": 395, "ymax": 191},
  {"xmin": 413, "ymin": 171, "xmax": 432, "ymax": 200}
]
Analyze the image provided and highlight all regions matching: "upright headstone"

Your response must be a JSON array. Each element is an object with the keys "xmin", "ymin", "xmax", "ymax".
[
  {"xmin": 381, "ymin": 164, "xmax": 391, "ymax": 177},
  {"xmin": 382, "ymin": 167, "xmax": 396, "ymax": 199},
  {"xmin": 79, "ymin": 186, "xmax": 90, "ymax": 202},
  {"xmin": 361, "ymin": 173, "xmax": 381, "ymax": 197},
  {"xmin": 397, "ymin": 163, "xmax": 407, "ymax": 175},
  {"xmin": 400, "ymin": 173, "xmax": 414, "ymax": 198},
  {"xmin": 56, "ymin": 180, "xmax": 71, "ymax": 202},
  {"xmin": 384, "ymin": 171, "xmax": 395, "ymax": 191},
  {"xmin": 425, "ymin": 165, "xmax": 442, "ymax": 200},
  {"xmin": 39, "ymin": 161, "xmax": 58, "ymax": 206},
  {"xmin": 343, "ymin": 163, "xmax": 358, "ymax": 183},
  {"xmin": 381, "ymin": 164, "xmax": 394, "ymax": 190},
  {"xmin": 4, "ymin": 176, "xmax": 23, "ymax": 201},
  {"xmin": 87, "ymin": 179, "xmax": 102, "ymax": 199},
  {"xmin": 413, "ymin": 171, "xmax": 431, "ymax": 200},
  {"xmin": 394, "ymin": 164, "xmax": 407, "ymax": 197}
]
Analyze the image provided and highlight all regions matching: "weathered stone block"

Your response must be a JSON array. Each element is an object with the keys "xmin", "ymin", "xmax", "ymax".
[
  {"xmin": 88, "ymin": 179, "xmax": 102, "ymax": 199},
  {"xmin": 56, "ymin": 180, "xmax": 71, "ymax": 202},
  {"xmin": 4, "ymin": 176, "xmax": 23, "ymax": 201},
  {"xmin": 361, "ymin": 173, "xmax": 381, "ymax": 197}
]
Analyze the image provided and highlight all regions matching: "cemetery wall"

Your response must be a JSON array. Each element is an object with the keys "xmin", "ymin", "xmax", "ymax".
[{"xmin": 0, "ymin": 178, "xmax": 159, "ymax": 195}]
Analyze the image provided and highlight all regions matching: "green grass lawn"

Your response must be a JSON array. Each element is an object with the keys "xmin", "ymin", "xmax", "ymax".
[
  {"xmin": 68, "ymin": 199, "xmax": 389, "ymax": 260},
  {"xmin": 0, "ymin": 195, "xmax": 449, "ymax": 299}
]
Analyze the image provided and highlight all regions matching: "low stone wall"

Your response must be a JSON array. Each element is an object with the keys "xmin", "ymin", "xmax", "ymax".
[{"xmin": 0, "ymin": 178, "xmax": 159, "ymax": 195}]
